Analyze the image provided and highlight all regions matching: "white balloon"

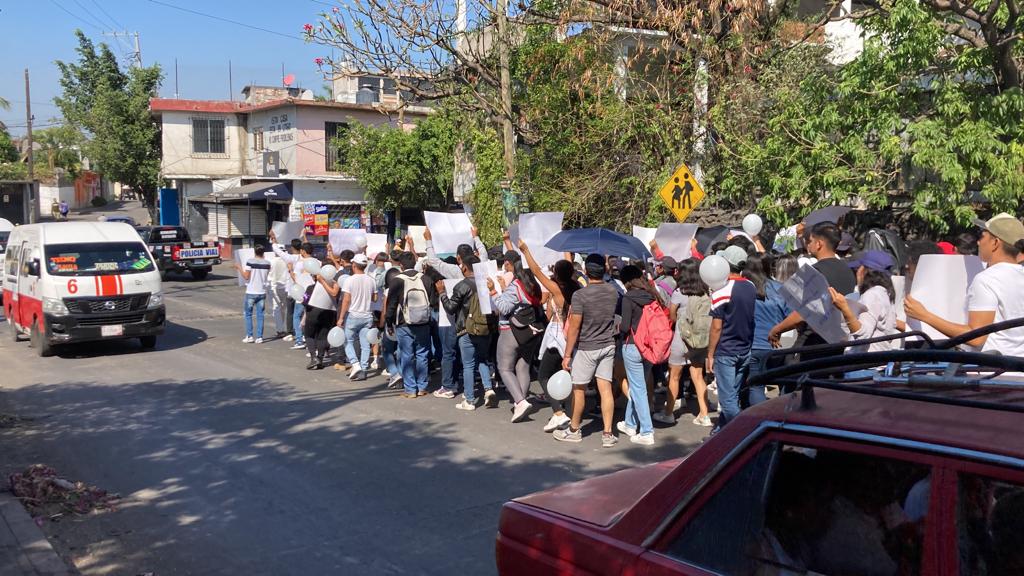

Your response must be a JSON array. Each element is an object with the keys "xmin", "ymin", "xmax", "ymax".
[
  {"xmin": 742, "ymin": 214, "xmax": 763, "ymax": 237},
  {"xmin": 366, "ymin": 327, "xmax": 380, "ymax": 345},
  {"xmin": 355, "ymin": 236, "xmax": 368, "ymax": 249},
  {"xmin": 320, "ymin": 264, "xmax": 338, "ymax": 280},
  {"xmin": 547, "ymin": 370, "xmax": 573, "ymax": 401},
  {"xmin": 699, "ymin": 255, "xmax": 731, "ymax": 291},
  {"xmin": 327, "ymin": 326, "xmax": 346, "ymax": 348},
  {"xmin": 303, "ymin": 258, "xmax": 322, "ymax": 276},
  {"xmin": 288, "ymin": 284, "xmax": 305, "ymax": 302}
]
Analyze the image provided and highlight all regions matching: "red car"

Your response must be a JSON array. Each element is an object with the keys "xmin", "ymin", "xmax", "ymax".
[{"xmin": 497, "ymin": 325, "xmax": 1024, "ymax": 576}]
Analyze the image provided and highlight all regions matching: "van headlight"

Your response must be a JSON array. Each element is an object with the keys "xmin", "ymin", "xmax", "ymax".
[
  {"xmin": 43, "ymin": 297, "xmax": 69, "ymax": 315},
  {"xmin": 148, "ymin": 291, "xmax": 164, "ymax": 308}
]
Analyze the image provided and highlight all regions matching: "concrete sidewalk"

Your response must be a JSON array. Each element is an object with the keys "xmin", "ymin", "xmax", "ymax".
[{"xmin": 0, "ymin": 493, "xmax": 75, "ymax": 576}]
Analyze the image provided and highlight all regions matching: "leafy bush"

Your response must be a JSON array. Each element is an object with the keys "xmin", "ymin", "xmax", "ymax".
[{"xmin": 90, "ymin": 196, "xmax": 107, "ymax": 207}]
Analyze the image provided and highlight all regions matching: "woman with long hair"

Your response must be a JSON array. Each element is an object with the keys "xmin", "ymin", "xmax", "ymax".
[
  {"xmin": 673, "ymin": 260, "xmax": 715, "ymax": 427},
  {"xmin": 488, "ymin": 250, "xmax": 543, "ymax": 423},
  {"xmin": 519, "ymin": 240, "xmax": 579, "ymax": 432},
  {"xmin": 655, "ymin": 258, "xmax": 697, "ymax": 425},
  {"xmin": 744, "ymin": 253, "xmax": 792, "ymax": 406},
  {"xmin": 617, "ymin": 265, "xmax": 664, "ymax": 445},
  {"xmin": 830, "ymin": 251, "xmax": 899, "ymax": 353}
]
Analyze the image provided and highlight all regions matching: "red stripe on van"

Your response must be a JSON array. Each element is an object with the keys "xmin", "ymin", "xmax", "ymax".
[{"xmin": 98, "ymin": 275, "xmax": 119, "ymax": 296}]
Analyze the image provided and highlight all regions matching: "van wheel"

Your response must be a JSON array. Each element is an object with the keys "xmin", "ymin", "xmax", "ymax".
[
  {"xmin": 30, "ymin": 322, "xmax": 54, "ymax": 357},
  {"xmin": 139, "ymin": 336, "xmax": 157, "ymax": 350},
  {"xmin": 190, "ymin": 268, "xmax": 210, "ymax": 280}
]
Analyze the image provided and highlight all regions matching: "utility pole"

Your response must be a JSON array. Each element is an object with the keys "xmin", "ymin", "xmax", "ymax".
[
  {"xmin": 495, "ymin": 0, "xmax": 518, "ymax": 225},
  {"xmin": 25, "ymin": 68, "xmax": 36, "ymax": 223},
  {"xmin": 174, "ymin": 58, "xmax": 179, "ymax": 98},
  {"xmin": 103, "ymin": 31, "xmax": 142, "ymax": 67}
]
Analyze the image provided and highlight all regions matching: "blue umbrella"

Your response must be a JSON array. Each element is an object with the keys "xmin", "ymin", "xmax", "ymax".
[
  {"xmin": 545, "ymin": 228, "xmax": 652, "ymax": 261},
  {"xmin": 804, "ymin": 206, "xmax": 852, "ymax": 227}
]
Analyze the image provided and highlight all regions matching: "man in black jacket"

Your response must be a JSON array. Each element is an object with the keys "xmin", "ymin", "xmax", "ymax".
[
  {"xmin": 436, "ymin": 255, "xmax": 495, "ymax": 410},
  {"xmin": 385, "ymin": 251, "xmax": 439, "ymax": 398}
]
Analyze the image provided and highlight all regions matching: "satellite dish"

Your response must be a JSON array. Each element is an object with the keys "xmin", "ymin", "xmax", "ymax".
[{"xmin": 283, "ymin": 74, "xmax": 295, "ymax": 86}]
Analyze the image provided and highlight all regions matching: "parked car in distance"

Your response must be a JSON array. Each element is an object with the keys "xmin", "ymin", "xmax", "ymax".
[
  {"xmin": 135, "ymin": 226, "xmax": 221, "ymax": 280},
  {"xmin": 100, "ymin": 215, "xmax": 137, "ymax": 226},
  {"xmin": 496, "ymin": 326, "xmax": 1024, "ymax": 576}
]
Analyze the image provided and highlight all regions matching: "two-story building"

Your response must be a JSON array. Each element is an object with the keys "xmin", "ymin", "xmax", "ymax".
[{"xmin": 151, "ymin": 82, "xmax": 430, "ymax": 251}]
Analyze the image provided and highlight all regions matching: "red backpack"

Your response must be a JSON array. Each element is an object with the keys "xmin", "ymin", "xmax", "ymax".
[{"xmin": 633, "ymin": 300, "xmax": 673, "ymax": 363}]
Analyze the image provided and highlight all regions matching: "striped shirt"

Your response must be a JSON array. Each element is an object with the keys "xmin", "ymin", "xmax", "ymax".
[{"xmin": 245, "ymin": 258, "xmax": 271, "ymax": 295}]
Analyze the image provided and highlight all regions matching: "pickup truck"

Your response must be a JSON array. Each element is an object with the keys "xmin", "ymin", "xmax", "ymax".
[{"xmin": 137, "ymin": 226, "xmax": 221, "ymax": 280}]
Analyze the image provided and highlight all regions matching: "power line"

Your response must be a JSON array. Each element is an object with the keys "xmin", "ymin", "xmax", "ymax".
[
  {"xmin": 69, "ymin": 0, "xmax": 109, "ymax": 29},
  {"xmin": 146, "ymin": 0, "xmax": 304, "ymax": 41},
  {"xmin": 90, "ymin": 0, "xmax": 124, "ymax": 29},
  {"xmin": 50, "ymin": 0, "xmax": 102, "ymax": 30}
]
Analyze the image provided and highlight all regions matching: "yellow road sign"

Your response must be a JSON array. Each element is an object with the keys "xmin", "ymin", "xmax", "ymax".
[{"xmin": 658, "ymin": 163, "xmax": 705, "ymax": 222}]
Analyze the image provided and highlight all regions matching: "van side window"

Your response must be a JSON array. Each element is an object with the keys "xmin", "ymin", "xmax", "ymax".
[
  {"xmin": 958, "ymin": 473, "xmax": 1024, "ymax": 575},
  {"xmin": 6, "ymin": 245, "xmax": 20, "ymax": 276},
  {"xmin": 663, "ymin": 442, "xmax": 931, "ymax": 576}
]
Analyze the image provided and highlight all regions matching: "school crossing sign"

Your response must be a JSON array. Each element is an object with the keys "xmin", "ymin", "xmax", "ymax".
[{"xmin": 658, "ymin": 163, "xmax": 705, "ymax": 222}]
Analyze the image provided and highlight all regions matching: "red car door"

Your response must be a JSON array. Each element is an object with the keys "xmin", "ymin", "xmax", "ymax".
[{"xmin": 629, "ymin": 431, "xmax": 948, "ymax": 576}]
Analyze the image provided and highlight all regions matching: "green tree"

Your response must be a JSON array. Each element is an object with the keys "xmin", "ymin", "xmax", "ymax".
[
  {"xmin": 0, "ymin": 127, "xmax": 17, "ymax": 164},
  {"xmin": 55, "ymin": 31, "xmax": 163, "ymax": 219},
  {"xmin": 33, "ymin": 126, "xmax": 83, "ymax": 177}
]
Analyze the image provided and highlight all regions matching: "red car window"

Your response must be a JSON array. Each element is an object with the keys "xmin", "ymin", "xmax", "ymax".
[
  {"xmin": 660, "ymin": 441, "xmax": 931, "ymax": 576},
  {"xmin": 957, "ymin": 473, "xmax": 1024, "ymax": 575}
]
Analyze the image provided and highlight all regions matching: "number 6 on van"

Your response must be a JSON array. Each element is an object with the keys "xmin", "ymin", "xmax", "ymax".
[{"xmin": 67, "ymin": 279, "xmax": 78, "ymax": 294}]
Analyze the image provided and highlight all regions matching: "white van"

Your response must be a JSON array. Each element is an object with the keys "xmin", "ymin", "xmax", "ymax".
[
  {"xmin": 0, "ymin": 218, "xmax": 13, "ymax": 301},
  {"xmin": 3, "ymin": 222, "xmax": 165, "ymax": 356}
]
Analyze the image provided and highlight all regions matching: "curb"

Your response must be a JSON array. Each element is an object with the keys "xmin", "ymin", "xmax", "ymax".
[{"xmin": 0, "ymin": 492, "xmax": 76, "ymax": 576}]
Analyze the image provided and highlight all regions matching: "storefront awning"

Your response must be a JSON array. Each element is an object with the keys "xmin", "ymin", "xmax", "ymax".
[{"xmin": 189, "ymin": 182, "xmax": 293, "ymax": 204}]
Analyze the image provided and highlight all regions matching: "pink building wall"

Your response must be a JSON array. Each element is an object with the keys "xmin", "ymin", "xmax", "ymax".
[{"xmin": 293, "ymin": 107, "xmax": 412, "ymax": 177}]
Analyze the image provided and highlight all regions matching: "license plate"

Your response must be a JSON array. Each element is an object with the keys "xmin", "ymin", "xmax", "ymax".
[
  {"xmin": 101, "ymin": 325, "xmax": 124, "ymax": 337},
  {"xmin": 192, "ymin": 259, "xmax": 206, "ymax": 265},
  {"xmin": 178, "ymin": 247, "xmax": 220, "ymax": 259}
]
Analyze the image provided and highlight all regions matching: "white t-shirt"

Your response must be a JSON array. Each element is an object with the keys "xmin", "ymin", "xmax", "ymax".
[
  {"xmin": 244, "ymin": 258, "xmax": 271, "ymax": 295},
  {"xmin": 308, "ymin": 279, "xmax": 338, "ymax": 311},
  {"xmin": 343, "ymin": 274, "xmax": 376, "ymax": 318},
  {"xmin": 849, "ymin": 285, "xmax": 898, "ymax": 353},
  {"xmin": 967, "ymin": 262, "xmax": 1024, "ymax": 356}
]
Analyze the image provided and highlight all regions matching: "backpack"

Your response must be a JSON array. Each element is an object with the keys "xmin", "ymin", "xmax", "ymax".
[
  {"xmin": 633, "ymin": 299, "xmax": 673, "ymax": 363},
  {"xmin": 399, "ymin": 272, "xmax": 431, "ymax": 325},
  {"xmin": 464, "ymin": 284, "xmax": 491, "ymax": 337},
  {"xmin": 510, "ymin": 281, "xmax": 547, "ymax": 345},
  {"xmin": 678, "ymin": 294, "xmax": 712, "ymax": 350}
]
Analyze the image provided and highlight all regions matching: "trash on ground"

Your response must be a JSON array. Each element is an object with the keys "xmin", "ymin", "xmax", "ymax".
[{"xmin": 8, "ymin": 464, "xmax": 120, "ymax": 518}]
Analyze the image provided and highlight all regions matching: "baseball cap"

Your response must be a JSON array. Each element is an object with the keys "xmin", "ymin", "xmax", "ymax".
[
  {"xmin": 936, "ymin": 241, "xmax": 956, "ymax": 255},
  {"xmin": 973, "ymin": 213, "xmax": 1024, "ymax": 245},
  {"xmin": 837, "ymin": 231, "xmax": 855, "ymax": 253},
  {"xmin": 716, "ymin": 245, "xmax": 748, "ymax": 268},
  {"xmin": 660, "ymin": 256, "xmax": 678, "ymax": 272},
  {"xmin": 352, "ymin": 254, "xmax": 369, "ymax": 266},
  {"xmin": 846, "ymin": 250, "xmax": 894, "ymax": 272}
]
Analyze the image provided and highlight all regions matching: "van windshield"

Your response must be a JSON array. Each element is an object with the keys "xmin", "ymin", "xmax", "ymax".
[
  {"xmin": 0, "ymin": 231, "xmax": 9, "ymax": 254},
  {"xmin": 45, "ymin": 242, "xmax": 155, "ymax": 276}
]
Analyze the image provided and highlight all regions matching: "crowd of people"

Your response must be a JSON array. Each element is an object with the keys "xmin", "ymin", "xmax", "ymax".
[{"xmin": 230, "ymin": 211, "xmax": 1024, "ymax": 448}]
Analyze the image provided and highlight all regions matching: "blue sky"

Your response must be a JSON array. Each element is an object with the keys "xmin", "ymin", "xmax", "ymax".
[{"xmin": 0, "ymin": 0, "xmax": 337, "ymax": 135}]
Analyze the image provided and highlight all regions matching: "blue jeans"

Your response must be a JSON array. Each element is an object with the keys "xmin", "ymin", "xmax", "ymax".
[
  {"xmin": 458, "ymin": 333, "xmax": 492, "ymax": 403},
  {"xmin": 243, "ymin": 293, "xmax": 265, "ymax": 339},
  {"xmin": 430, "ymin": 309, "xmax": 442, "ymax": 363},
  {"xmin": 381, "ymin": 333, "xmax": 399, "ymax": 377},
  {"xmin": 397, "ymin": 324, "xmax": 431, "ymax": 393},
  {"xmin": 743, "ymin": 349, "xmax": 779, "ymax": 408},
  {"xmin": 623, "ymin": 343, "xmax": 654, "ymax": 435},
  {"xmin": 344, "ymin": 314, "xmax": 373, "ymax": 371},
  {"xmin": 714, "ymin": 352, "xmax": 751, "ymax": 428},
  {"xmin": 291, "ymin": 296, "xmax": 305, "ymax": 344},
  {"xmin": 439, "ymin": 324, "xmax": 458, "ymax": 391}
]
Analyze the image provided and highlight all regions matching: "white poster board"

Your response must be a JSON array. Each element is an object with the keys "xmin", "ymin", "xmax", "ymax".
[
  {"xmin": 407, "ymin": 226, "xmax": 427, "ymax": 255},
  {"xmin": 437, "ymin": 279, "xmax": 462, "ymax": 328},
  {"xmin": 655, "ymin": 223, "xmax": 699, "ymax": 261},
  {"xmin": 271, "ymin": 220, "xmax": 304, "ymax": 243},
  {"xmin": 473, "ymin": 260, "xmax": 500, "ymax": 315},
  {"xmin": 632, "ymin": 226, "xmax": 657, "ymax": 254},
  {"xmin": 907, "ymin": 255, "xmax": 984, "ymax": 340},
  {"xmin": 892, "ymin": 275, "xmax": 907, "ymax": 323},
  {"xmin": 779, "ymin": 264, "xmax": 848, "ymax": 344},
  {"xmin": 328, "ymin": 229, "xmax": 367, "ymax": 254},
  {"xmin": 518, "ymin": 212, "xmax": 564, "ymax": 271},
  {"xmin": 366, "ymin": 233, "xmax": 388, "ymax": 257},
  {"xmin": 234, "ymin": 248, "xmax": 255, "ymax": 287},
  {"xmin": 423, "ymin": 211, "xmax": 473, "ymax": 255}
]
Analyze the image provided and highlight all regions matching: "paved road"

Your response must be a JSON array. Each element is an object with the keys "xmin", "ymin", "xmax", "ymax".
[{"xmin": 0, "ymin": 232, "xmax": 711, "ymax": 575}]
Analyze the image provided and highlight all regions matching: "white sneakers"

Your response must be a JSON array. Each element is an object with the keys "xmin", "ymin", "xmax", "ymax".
[
  {"xmin": 616, "ymin": 421, "xmax": 637, "ymax": 437},
  {"xmin": 254, "ymin": 338, "xmax": 263, "ymax": 344},
  {"xmin": 543, "ymin": 414, "xmax": 571, "ymax": 433},
  {"xmin": 693, "ymin": 414, "xmax": 713, "ymax": 427},
  {"xmin": 511, "ymin": 400, "xmax": 531, "ymax": 423},
  {"xmin": 370, "ymin": 357, "xmax": 379, "ymax": 371},
  {"xmin": 484, "ymin": 389, "xmax": 497, "ymax": 408},
  {"xmin": 283, "ymin": 334, "xmax": 294, "ymax": 342},
  {"xmin": 617, "ymin": 421, "xmax": 655, "ymax": 445},
  {"xmin": 455, "ymin": 399, "xmax": 477, "ymax": 411},
  {"xmin": 242, "ymin": 336, "xmax": 254, "ymax": 343}
]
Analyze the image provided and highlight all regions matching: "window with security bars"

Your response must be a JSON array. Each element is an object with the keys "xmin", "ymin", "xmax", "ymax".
[
  {"xmin": 192, "ymin": 118, "xmax": 226, "ymax": 154},
  {"xmin": 325, "ymin": 122, "xmax": 350, "ymax": 171}
]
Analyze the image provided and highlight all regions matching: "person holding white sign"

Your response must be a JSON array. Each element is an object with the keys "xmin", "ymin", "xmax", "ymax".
[
  {"xmin": 829, "ymin": 250, "xmax": 899, "ymax": 354},
  {"xmin": 905, "ymin": 213, "xmax": 1024, "ymax": 356}
]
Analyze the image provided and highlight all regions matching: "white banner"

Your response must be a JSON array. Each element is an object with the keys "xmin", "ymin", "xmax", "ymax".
[
  {"xmin": 328, "ymin": 229, "xmax": 367, "ymax": 254},
  {"xmin": 271, "ymin": 220, "xmax": 304, "ymax": 243},
  {"xmin": 407, "ymin": 225, "xmax": 427, "ymax": 255},
  {"xmin": 473, "ymin": 260, "xmax": 500, "ymax": 315},
  {"xmin": 655, "ymin": 223, "xmax": 698, "ymax": 261},
  {"xmin": 632, "ymin": 226, "xmax": 657, "ymax": 253},
  {"xmin": 234, "ymin": 248, "xmax": 255, "ymax": 287},
  {"xmin": 366, "ymin": 233, "xmax": 388, "ymax": 257},
  {"xmin": 423, "ymin": 211, "xmax": 474, "ymax": 255},
  {"xmin": 779, "ymin": 264, "xmax": 848, "ymax": 344},
  {"xmin": 518, "ymin": 212, "xmax": 564, "ymax": 271},
  {"xmin": 907, "ymin": 255, "xmax": 984, "ymax": 340},
  {"xmin": 438, "ymin": 278, "xmax": 462, "ymax": 328}
]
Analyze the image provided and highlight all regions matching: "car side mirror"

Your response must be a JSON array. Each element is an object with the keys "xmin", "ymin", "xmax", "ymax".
[{"xmin": 26, "ymin": 259, "xmax": 40, "ymax": 277}]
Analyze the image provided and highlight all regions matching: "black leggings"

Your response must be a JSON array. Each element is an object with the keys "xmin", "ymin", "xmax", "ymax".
[
  {"xmin": 537, "ymin": 347, "xmax": 567, "ymax": 414},
  {"xmin": 304, "ymin": 306, "xmax": 336, "ymax": 361}
]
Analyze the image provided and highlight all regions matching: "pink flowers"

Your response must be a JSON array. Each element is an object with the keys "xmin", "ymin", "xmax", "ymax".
[
  {"xmin": 314, "ymin": 57, "xmax": 324, "ymax": 66},
  {"xmin": 332, "ymin": 7, "xmax": 339, "ymax": 13},
  {"xmin": 303, "ymin": 23, "xmax": 314, "ymax": 33}
]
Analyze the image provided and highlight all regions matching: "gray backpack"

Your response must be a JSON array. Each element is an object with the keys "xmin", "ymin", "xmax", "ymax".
[
  {"xmin": 399, "ymin": 273, "xmax": 431, "ymax": 325},
  {"xmin": 678, "ymin": 294, "xmax": 712, "ymax": 349}
]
